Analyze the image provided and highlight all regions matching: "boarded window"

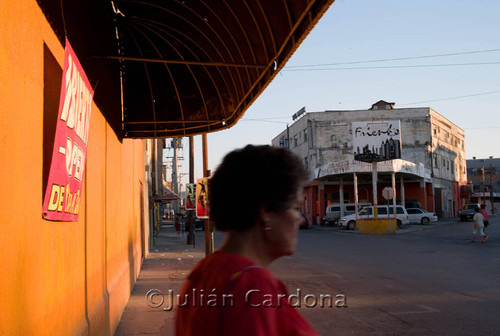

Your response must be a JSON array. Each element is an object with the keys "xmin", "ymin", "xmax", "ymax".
[{"xmin": 42, "ymin": 43, "xmax": 63, "ymax": 197}]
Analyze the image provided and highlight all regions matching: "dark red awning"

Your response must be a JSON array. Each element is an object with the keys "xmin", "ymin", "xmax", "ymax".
[{"xmin": 37, "ymin": 0, "xmax": 335, "ymax": 138}]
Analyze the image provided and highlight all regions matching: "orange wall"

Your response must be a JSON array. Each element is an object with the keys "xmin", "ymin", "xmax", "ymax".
[{"xmin": 0, "ymin": 1, "xmax": 146, "ymax": 334}]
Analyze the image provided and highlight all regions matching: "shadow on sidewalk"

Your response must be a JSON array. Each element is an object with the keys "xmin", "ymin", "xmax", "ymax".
[{"xmin": 115, "ymin": 225, "xmax": 205, "ymax": 336}]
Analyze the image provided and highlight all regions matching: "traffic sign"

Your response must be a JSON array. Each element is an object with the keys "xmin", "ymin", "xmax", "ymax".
[{"xmin": 382, "ymin": 187, "xmax": 394, "ymax": 200}]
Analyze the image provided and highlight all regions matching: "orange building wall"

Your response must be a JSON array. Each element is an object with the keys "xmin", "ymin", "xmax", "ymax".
[{"xmin": 0, "ymin": 2, "xmax": 146, "ymax": 335}]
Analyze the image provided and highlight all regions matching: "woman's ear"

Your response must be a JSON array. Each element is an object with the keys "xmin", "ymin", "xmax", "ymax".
[{"xmin": 258, "ymin": 205, "xmax": 272, "ymax": 226}]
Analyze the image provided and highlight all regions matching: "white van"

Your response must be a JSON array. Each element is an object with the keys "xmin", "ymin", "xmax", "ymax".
[
  {"xmin": 338, "ymin": 205, "xmax": 410, "ymax": 230},
  {"xmin": 323, "ymin": 202, "xmax": 371, "ymax": 225}
]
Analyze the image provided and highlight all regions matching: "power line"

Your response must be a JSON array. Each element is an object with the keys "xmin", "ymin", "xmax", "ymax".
[
  {"xmin": 241, "ymin": 118, "xmax": 289, "ymax": 124},
  {"xmin": 464, "ymin": 126, "xmax": 500, "ymax": 130},
  {"xmin": 400, "ymin": 90, "xmax": 500, "ymax": 105},
  {"xmin": 283, "ymin": 62, "xmax": 500, "ymax": 71},
  {"xmin": 244, "ymin": 116, "xmax": 290, "ymax": 120},
  {"xmin": 285, "ymin": 48, "xmax": 500, "ymax": 68}
]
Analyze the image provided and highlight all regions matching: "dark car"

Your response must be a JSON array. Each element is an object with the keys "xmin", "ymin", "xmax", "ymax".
[
  {"xmin": 459, "ymin": 204, "xmax": 480, "ymax": 221},
  {"xmin": 184, "ymin": 217, "xmax": 205, "ymax": 231}
]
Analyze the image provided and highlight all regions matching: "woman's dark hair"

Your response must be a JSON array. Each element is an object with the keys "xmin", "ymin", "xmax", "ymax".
[{"xmin": 208, "ymin": 145, "xmax": 308, "ymax": 232}]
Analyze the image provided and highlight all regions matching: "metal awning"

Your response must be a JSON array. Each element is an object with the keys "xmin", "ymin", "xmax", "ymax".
[
  {"xmin": 37, "ymin": 0, "xmax": 335, "ymax": 138},
  {"xmin": 155, "ymin": 188, "xmax": 180, "ymax": 202}
]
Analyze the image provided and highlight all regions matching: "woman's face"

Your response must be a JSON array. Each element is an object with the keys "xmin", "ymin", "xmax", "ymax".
[{"xmin": 264, "ymin": 190, "xmax": 305, "ymax": 258}]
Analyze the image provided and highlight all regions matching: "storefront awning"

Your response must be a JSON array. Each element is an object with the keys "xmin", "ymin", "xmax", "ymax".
[
  {"xmin": 155, "ymin": 188, "xmax": 180, "ymax": 202},
  {"xmin": 37, "ymin": 0, "xmax": 335, "ymax": 138}
]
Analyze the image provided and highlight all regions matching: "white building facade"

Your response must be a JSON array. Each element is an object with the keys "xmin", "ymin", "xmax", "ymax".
[{"xmin": 272, "ymin": 101, "xmax": 467, "ymax": 223}]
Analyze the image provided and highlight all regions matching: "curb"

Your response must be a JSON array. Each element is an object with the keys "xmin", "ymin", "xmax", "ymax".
[{"xmin": 307, "ymin": 218, "xmax": 462, "ymax": 235}]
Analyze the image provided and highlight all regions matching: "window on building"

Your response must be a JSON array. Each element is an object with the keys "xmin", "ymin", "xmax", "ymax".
[
  {"xmin": 435, "ymin": 155, "xmax": 438, "ymax": 167},
  {"xmin": 43, "ymin": 43, "xmax": 63, "ymax": 196},
  {"xmin": 304, "ymin": 129, "xmax": 308, "ymax": 141}
]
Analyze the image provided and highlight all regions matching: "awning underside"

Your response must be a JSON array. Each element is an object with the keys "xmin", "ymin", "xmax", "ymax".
[{"xmin": 37, "ymin": 0, "xmax": 335, "ymax": 138}]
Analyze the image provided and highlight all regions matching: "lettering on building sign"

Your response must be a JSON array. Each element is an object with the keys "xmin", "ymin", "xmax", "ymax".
[
  {"xmin": 354, "ymin": 124, "xmax": 399, "ymax": 138},
  {"xmin": 42, "ymin": 40, "xmax": 94, "ymax": 221},
  {"xmin": 60, "ymin": 53, "xmax": 92, "ymax": 145}
]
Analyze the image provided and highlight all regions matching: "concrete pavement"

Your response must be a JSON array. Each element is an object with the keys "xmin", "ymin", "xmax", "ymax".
[{"xmin": 114, "ymin": 224, "xmax": 206, "ymax": 336}]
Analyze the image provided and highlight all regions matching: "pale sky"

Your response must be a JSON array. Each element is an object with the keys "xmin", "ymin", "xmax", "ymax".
[{"xmin": 168, "ymin": 0, "xmax": 500, "ymax": 185}]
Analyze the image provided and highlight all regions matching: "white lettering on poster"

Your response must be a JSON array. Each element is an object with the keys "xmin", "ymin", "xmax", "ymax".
[
  {"xmin": 60, "ymin": 54, "xmax": 92, "ymax": 145},
  {"xmin": 65, "ymin": 138, "xmax": 84, "ymax": 181}
]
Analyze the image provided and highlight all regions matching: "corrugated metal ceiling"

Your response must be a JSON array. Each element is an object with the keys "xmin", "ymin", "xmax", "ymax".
[{"xmin": 37, "ymin": 0, "xmax": 335, "ymax": 138}]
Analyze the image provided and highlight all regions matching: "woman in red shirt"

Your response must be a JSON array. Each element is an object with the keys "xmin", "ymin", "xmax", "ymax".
[
  {"xmin": 176, "ymin": 145, "xmax": 318, "ymax": 336},
  {"xmin": 480, "ymin": 204, "xmax": 489, "ymax": 234}
]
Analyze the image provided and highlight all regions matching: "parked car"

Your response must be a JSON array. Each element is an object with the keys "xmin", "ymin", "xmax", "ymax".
[
  {"xmin": 323, "ymin": 202, "xmax": 371, "ymax": 226},
  {"xmin": 338, "ymin": 205, "xmax": 410, "ymax": 230},
  {"xmin": 397, "ymin": 199, "xmax": 421, "ymax": 210},
  {"xmin": 459, "ymin": 203, "xmax": 481, "ymax": 221},
  {"xmin": 406, "ymin": 208, "xmax": 438, "ymax": 225},
  {"xmin": 184, "ymin": 217, "xmax": 205, "ymax": 231}
]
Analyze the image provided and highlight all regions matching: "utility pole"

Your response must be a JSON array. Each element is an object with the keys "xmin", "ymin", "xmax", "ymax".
[
  {"xmin": 187, "ymin": 136, "xmax": 195, "ymax": 245},
  {"xmin": 482, "ymin": 163, "xmax": 486, "ymax": 204},
  {"xmin": 372, "ymin": 162, "xmax": 378, "ymax": 219},
  {"xmin": 202, "ymin": 134, "xmax": 214, "ymax": 256},
  {"xmin": 490, "ymin": 157, "xmax": 494, "ymax": 215},
  {"xmin": 172, "ymin": 139, "xmax": 179, "ymax": 227}
]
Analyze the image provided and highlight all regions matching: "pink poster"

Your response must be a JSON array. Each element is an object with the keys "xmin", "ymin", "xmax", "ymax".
[{"xmin": 42, "ymin": 40, "xmax": 94, "ymax": 221}]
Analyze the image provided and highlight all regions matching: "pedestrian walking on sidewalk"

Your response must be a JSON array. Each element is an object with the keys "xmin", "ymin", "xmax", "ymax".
[
  {"xmin": 176, "ymin": 145, "xmax": 318, "ymax": 336},
  {"xmin": 480, "ymin": 203, "xmax": 489, "ymax": 234},
  {"xmin": 472, "ymin": 207, "xmax": 488, "ymax": 243}
]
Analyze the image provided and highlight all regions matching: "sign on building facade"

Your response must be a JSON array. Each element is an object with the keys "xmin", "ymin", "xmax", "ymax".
[
  {"xmin": 42, "ymin": 40, "xmax": 94, "ymax": 221},
  {"xmin": 352, "ymin": 120, "xmax": 402, "ymax": 163}
]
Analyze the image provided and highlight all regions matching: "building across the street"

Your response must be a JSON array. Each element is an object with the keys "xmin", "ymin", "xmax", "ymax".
[
  {"xmin": 465, "ymin": 157, "xmax": 500, "ymax": 214},
  {"xmin": 272, "ymin": 100, "xmax": 467, "ymax": 224}
]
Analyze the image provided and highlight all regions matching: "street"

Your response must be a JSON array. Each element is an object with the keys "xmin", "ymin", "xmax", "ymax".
[
  {"xmin": 116, "ymin": 219, "xmax": 499, "ymax": 336},
  {"xmin": 267, "ymin": 219, "xmax": 500, "ymax": 335}
]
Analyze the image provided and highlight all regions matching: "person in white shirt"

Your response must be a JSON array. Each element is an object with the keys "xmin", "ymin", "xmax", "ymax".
[{"xmin": 472, "ymin": 207, "xmax": 488, "ymax": 243}]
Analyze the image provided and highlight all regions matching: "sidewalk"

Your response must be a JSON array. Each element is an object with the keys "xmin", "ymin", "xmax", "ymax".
[{"xmin": 114, "ymin": 225, "xmax": 205, "ymax": 336}]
